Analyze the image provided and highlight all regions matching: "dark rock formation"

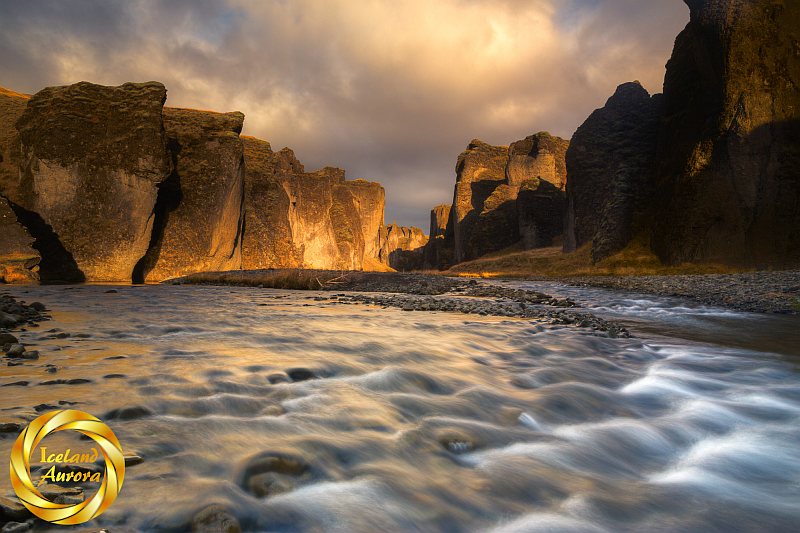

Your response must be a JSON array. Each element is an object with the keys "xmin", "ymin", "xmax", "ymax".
[
  {"xmin": 13, "ymin": 81, "xmax": 172, "ymax": 281},
  {"xmin": 135, "ymin": 107, "xmax": 245, "ymax": 282},
  {"xmin": 509, "ymin": 133, "xmax": 569, "ymax": 250},
  {"xmin": 0, "ymin": 198, "xmax": 39, "ymax": 282},
  {"xmin": 378, "ymin": 223, "xmax": 428, "ymax": 271},
  {"xmin": 444, "ymin": 133, "xmax": 568, "ymax": 265},
  {"xmin": 451, "ymin": 140, "xmax": 510, "ymax": 262},
  {"xmin": 242, "ymin": 138, "xmax": 385, "ymax": 270},
  {"xmin": 423, "ymin": 204, "xmax": 453, "ymax": 269},
  {"xmin": 563, "ymin": 81, "xmax": 662, "ymax": 262},
  {"xmin": 652, "ymin": 0, "xmax": 800, "ymax": 267},
  {"xmin": 517, "ymin": 179, "xmax": 565, "ymax": 250}
]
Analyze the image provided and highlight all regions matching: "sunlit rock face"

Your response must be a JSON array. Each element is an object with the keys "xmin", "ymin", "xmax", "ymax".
[
  {"xmin": 652, "ymin": 0, "xmax": 800, "ymax": 266},
  {"xmin": 0, "ymin": 87, "xmax": 29, "ymax": 202},
  {"xmin": 137, "ymin": 108, "xmax": 246, "ymax": 282},
  {"xmin": 0, "ymin": 88, "xmax": 38, "ymax": 282},
  {"xmin": 0, "ymin": 198, "xmax": 39, "ymax": 282},
  {"xmin": 378, "ymin": 223, "xmax": 428, "ymax": 271},
  {"xmin": 13, "ymin": 82, "xmax": 172, "ymax": 281},
  {"xmin": 242, "ymin": 138, "xmax": 385, "ymax": 270},
  {"xmin": 241, "ymin": 137, "xmax": 302, "ymax": 269},
  {"xmin": 563, "ymin": 82, "xmax": 662, "ymax": 262}
]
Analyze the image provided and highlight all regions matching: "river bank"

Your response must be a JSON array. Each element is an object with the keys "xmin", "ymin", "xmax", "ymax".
[{"xmin": 171, "ymin": 268, "xmax": 800, "ymax": 315}]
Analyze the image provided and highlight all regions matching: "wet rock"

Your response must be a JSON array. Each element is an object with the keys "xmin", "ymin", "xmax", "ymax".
[
  {"xmin": 441, "ymin": 438, "xmax": 475, "ymax": 454},
  {"xmin": 1, "ymin": 521, "xmax": 31, "ymax": 533},
  {"xmin": 37, "ymin": 484, "xmax": 83, "ymax": 505},
  {"xmin": 2, "ymin": 381, "xmax": 28, "ymax": 387},
  {"xmin": 28, "ymin": 302, "xmax": 45, "ymax": 312},
  {"xmin": 124, "ymin": 454, "xmax": 144, "ymax": 467},
  {"xmin": 266, "ymin": 372, "xmax": 289, "ymax": 384},
  {"xmin": 104, "ymin": 405, "xmax": 154, "ymax": 420},
  {"xmin": 104, "ymin": 289, "xmax": 118, "ymax": 294},
  {"xmin": 20, "ymin": 351, "xmax": 38, "ymax": 360},
  {"xmin": 0, "ymin": 423, "xmax": 21, "ymax": 434},
  {"xmin": 0, "ymin": 313, "xmax": 20, "ymax": 328},
  {"xmin": 247, "ymin": 472, "xmax": 297, "ymax": 498},
  {"xmin": 191, "ymin": 504, "xmax": 241, "ymax": 533},
  {"xmin": 0, "ymin": 495, "xmax": 28, "ymax": 521},
  {"xmin": 286, "ymin": 368, "xmax": 316, "ymax": 382},
  {"xmin": 33, "ymin": 403, "xmax": 57, "ymax": 412},
  {"xmin": 5, "ymin": 344, "xmax": 24, "ymax": 357},
  {"xmin": 0, "ymin": 333, "xmax": 17, "ymax": 345},
  {"xmin": 238, "ymin": 451, "xmax": 310, "ymax": 498}
]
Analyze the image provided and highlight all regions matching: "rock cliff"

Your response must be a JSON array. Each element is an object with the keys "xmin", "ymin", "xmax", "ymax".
[
  {"xmin": 241, "ymin": 138, "xmax": 385, "ymax": 270},
  {"xmin": 452, "ymin": 140, "xmax": 510, "ymax": 263},
  {"xmin": 0, "ymin": 198, "xmax": 39, "ymax": 282},
  {"xmin": 652, "ymin": 0, "xmax": 800, "ymax": 266},
  {"xmin": 563, "ymin": 82, "xmax": 662, "ymax": 261},
  {"xmin": 378, "ymin": 223, "xmax": 428, "ymax": 271},
  {"xmin": 135, "ymin": 107, "xmax": 246, "ymax": 282},
  {"xmin": 423, "ymin": 204, "xmax": 453, "ymax": 269},
  {"xmin": 436, "ymin": 132, "xmax": 568, "ymax": 267},
  {"xmin": 13, "ymin": 81, "xmax": 172, "ymax": 281}
]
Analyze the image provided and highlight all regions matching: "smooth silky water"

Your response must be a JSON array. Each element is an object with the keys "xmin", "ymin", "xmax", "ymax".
[{"xmin": 1, "ymin": 284, "xmax": 798, "ymax": 532}]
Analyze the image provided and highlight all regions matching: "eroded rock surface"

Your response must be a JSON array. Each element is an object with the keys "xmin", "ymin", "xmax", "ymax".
[
  {"xmin": 137, "ymin": 108, "xmax": 245, "ymax": 282},
  {"xmin": 652, "ymin": 0, "xmax": 800, "ymax": 266},
  {"xmin": 563, "ymin": 82, "xmax": 662, "ymax": 261},
  {"xmin": 443, "ymin": 133, "xmax": 568, "ymax": 265},
  {"xmin": 378, "ymin": 223, "xmax": 428, "ymax": 271},
  {"xmin": 0, "ymin": 198, "xmax": 39, "ymax": 282},
  {"xmin": 14, "ymin": 81, "xmax": 172, "ymax": 281},
  {"xmin": 423, "ymin": 204, "xmax": 453, "ymax": 270},
  {"xmin": 242, "ymin": 138, "xmax": 385, "ymax": 270}
]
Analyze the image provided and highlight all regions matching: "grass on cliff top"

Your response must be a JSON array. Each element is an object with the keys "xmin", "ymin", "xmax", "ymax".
[
  {"xmin": 177, "ymin": 269, "xmax": 349, "ymax": 290},
  {"xmin": 444, "ymin": 241, "xmax": 746, "ymax": 278}
]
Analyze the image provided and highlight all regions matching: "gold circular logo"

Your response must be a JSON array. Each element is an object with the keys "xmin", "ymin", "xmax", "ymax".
[{"xmin": 8, "ymin": 409, "xmax": 125, "ymax": 525}]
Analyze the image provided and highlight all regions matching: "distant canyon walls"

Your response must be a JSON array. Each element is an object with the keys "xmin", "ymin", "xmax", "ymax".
[
  {"xmin": 242, "ymin": 137, "xmax": 387, "ymax": 271},
  {"xmin": 0, "ymin": 81, "xmax": 397, "ymax": 282},
  {"xmin": 425, "ymin": 132, "xmax": 569, "ymax": 268}
]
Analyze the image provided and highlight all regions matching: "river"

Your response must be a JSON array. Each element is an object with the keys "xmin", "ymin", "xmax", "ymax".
[{"xmin": 1, "ymin": 283, "xmax": 798, "ymax": 532}]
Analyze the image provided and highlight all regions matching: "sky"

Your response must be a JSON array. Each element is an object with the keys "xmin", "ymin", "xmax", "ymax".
[{"xmin": 0, "ymin": 0, "xmax": 688, "ymax": 230}]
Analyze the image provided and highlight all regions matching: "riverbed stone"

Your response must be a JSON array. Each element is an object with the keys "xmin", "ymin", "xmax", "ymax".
[{"xmin": 190, "ymin": 504, "xmax": 241, "ymax": 533}]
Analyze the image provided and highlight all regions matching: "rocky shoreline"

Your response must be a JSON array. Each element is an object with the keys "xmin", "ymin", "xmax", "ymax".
[
  {"xmin": 173, "ymin": 271, "xmax": 630, "ymax": 338},
  {"xmin": 560, "ymin": 270, "xmax": 800, "ymax": 314}
]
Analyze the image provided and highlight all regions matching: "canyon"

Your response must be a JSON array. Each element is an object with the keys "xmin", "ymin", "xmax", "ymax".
[{"xmin": 0, "ymin": 0, "xmax": 798, "ymax": 283}]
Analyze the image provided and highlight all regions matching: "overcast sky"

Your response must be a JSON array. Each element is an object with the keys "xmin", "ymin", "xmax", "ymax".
[{"xmin": 0, "ymin": 0, "xmax": 688, "ymax": 230}]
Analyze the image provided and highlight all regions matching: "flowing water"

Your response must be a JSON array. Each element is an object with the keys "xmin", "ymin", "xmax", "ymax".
[{"xmin": 1, "ymin": 283, "xmax": 799, "ymax": 532}]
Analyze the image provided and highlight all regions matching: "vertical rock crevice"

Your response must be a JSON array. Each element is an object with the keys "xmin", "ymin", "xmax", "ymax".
[
  {"xmin": 132, "ymin": 140, "xmax": 183, "ymax": 284},
  {"xmin": 6, "ymin": 197, "xmax": 84, "ymax": 283}
]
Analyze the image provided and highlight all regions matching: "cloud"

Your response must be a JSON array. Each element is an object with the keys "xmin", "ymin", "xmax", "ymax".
[{"xmin": 0, "ymin": 0, "xmax": 688, "ymax": 230}]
